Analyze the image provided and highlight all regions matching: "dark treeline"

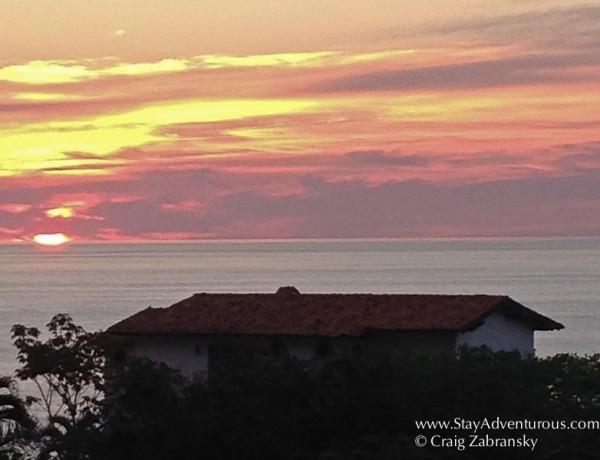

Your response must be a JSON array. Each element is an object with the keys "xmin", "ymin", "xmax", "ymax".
[{"xmin": 2, "ymin": 315, "xmax": 600, "ymax": 460}]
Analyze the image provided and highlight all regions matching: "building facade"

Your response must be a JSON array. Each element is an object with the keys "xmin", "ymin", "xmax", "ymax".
[{"xmin": 108, "ymin": 287, "xmax": 564, "ymax": 380}]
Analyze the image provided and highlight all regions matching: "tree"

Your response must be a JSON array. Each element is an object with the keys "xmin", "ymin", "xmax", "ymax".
[
  {"xmin": 95, "ymin": 347, "xmax": 600, "ymax": 460},
  {"xmin": 9, "ymin": 316, "xmax": 600, "ymax": 460},
  {"xmin": 11, "ymin": 314, "xmax": 105, "ymax": 460},
  {"xmin": 11, "ymin": 314, "xmax": 104, "ymax": 424},
  {"xmin": 94, "ymin": 358, "xmax": 187, "ymax": 460},
  {"xmin": 0, "ymin": 376, "xmax": 37, "ymax": 460}
]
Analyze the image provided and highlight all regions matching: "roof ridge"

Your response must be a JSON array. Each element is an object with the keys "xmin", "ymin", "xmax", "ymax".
[{"xmin": 107, "ymin": 290, "xmax": 563, "ymax": 336}]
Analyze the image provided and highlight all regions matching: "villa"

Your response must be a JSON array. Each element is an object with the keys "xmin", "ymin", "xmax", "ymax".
[{"xmin": 107, "ymin": 286, "xmax": 564, "ymax": 380}]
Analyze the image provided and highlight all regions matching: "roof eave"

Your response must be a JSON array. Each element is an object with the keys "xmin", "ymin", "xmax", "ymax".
[{"xmin": 458, "ymin": 297, "xmax": 564, "ymax": 332}]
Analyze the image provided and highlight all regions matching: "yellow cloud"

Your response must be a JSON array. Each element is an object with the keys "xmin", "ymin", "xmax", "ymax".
[
  {"xmin": 43, "ymin": 169, "xmax": 113, "ymax": 177},
  {"xmin": 105, "ymin": 58, "xmax": 189, "ymax": 76},
  {"xmin": 1, "ymin": 50, "xmax": 407, "ymax": 86},
  {"xmin": 0, "ymin": 98, "xmax": 316, "ymax": 177},
  {"xmin": 12, "ymin": 92, "xmax": 87, "ymax": 101},
  {"xmin": 339, "ymin": 50, "xmax": 416, "ymax": 64},
  {"xmin": 198, "ymin": 52, "xmax": 336, "ymax": 68},
  {"xmin": 46, "ymin": 207, "xmax": 75, "ymax": 218},
  {"xmin": 0, "ymin": 58, "xmax": 191, "ymax": 85},
  {"xmin": 98, "ymin": 98, "xmax": 315, "ymax": 127},
  {"xmin": 0, "ymin": 61, "xmax": 90, "ymax": 84},
  {"xmin": 0, "ymin": 125, "xmax": 155, "ymax": 176}
]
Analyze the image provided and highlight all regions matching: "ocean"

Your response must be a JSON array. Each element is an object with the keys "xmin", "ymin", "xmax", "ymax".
[{"xmin": 1, "ymin": 238, "xmax": 599, "ymax": 375}]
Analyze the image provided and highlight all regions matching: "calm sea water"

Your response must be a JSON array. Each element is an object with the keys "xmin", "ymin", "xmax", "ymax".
[{"xmin": 1, "ymin": 238, "xmax": 599, "ymax": 375}]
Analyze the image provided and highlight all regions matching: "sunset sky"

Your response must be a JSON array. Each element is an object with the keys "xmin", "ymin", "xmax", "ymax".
[{"xmin": 1, "ymin": 1, "xmax": 600, "ymax": 242}]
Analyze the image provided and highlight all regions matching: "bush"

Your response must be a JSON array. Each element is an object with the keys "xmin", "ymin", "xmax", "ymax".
[
  {"xmin": 9, "ymin": 317, "xmax": 600, "ymax": 459},
  {"xmin": 97, "ymin": 348, "xmax": 600, "ymax": 460}
]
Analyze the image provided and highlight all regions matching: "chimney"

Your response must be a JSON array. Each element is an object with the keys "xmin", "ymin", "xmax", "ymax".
[{"xmin": 276, "ymin": 286, "xmax": 300, "ymax": 296}]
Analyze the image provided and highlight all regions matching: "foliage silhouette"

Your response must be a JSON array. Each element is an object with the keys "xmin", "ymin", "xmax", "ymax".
[
  {"xmin": 96, "ymin": 345, "xmax": 600, "ymax": 460},
  {"xmin": 0, "ymin": 376, "xmax": 37, "ymax": 460},
  {"xmin": 5, "ymin": 316, "xmax": 600, "ymax": 460},
  {"xmin": 11, "ymin": 314, "xmax": 104, "ymax": 460}
]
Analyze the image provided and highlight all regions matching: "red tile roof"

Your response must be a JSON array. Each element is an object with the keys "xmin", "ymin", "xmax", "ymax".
[{"xmin": 108, "ymin": 287, "xmax": 564, "ymax": 337}]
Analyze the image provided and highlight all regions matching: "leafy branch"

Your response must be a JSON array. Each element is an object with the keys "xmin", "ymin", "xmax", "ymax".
[{"xmin": 11, "ymin": 314, "xmax": 104, "ymax": 425}]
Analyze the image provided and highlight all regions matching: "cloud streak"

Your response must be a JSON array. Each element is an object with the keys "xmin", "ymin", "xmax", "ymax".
[
  {"xmin": 314, "ymin": 51, "xmax": 600, "ymax": 92},
  {"xmin": 3, "ymin": 139, "xmax": 600, "ymax": 241},
  {"xmin": 3, "ymin": 2, "xmax": 600, "ymax": 240},
  {"xmin": 0, "ymin": 52, "xmax": 359, "ymax": 85}
]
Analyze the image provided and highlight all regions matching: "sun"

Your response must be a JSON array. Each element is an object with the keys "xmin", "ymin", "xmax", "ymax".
[{"xmin": 32, "ymin": 233, "xmax": 72, "ymax": 247}]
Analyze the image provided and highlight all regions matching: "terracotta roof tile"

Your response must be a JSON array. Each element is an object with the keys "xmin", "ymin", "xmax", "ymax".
[{"xmin": 107, "ymin": 287, "xmax": 564, "ymax": 337}]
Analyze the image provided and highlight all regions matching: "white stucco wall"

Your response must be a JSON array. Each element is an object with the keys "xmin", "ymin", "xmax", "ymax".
[
  {"xmin": 455, "ymin": 311, "xmax": 534, "ymax": 356},
  {"xmin": 125, "ymin": 317, "xmax": 534, "ymax": 381},
  {"xmin": 128, "ymin": 335, "xmax": 209, "ymax": 381},
  {"xmin": 126, "ymin": 335, "xmax": 319, "ymax": 381}
]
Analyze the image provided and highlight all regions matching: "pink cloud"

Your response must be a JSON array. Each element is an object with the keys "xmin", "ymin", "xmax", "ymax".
[
  {"xmin": 161, "ymin": 200, "xmax": 204, "ymax": 213},
  {"xmin": 0, "ymin": 226, "xmax": 24, "ymax": 238},
  {"xmin": 3, "ymin": 24, "xmax": 600, "ymax": 243},
  {"xmin": 0, "ymin": 203, "xmax": 32, "ymax": 214}
]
